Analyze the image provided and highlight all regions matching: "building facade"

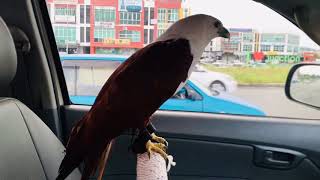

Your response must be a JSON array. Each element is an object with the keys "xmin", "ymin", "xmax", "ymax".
[
  {"xmin": 259, "ymin": 33, "xmax": 300, "ymax": 54},
  {"xmin": 207, "ymin": 29, "xmax": 300, "ymax": 55},
  {"xmin": 205, "ymin": 28, "xmax": 259, "ymax": 54},
  {"xmin": 204, "ymin": 28, "xmax": 305, "ymax": 63},
  {"xmin": 46, "ymin": 0, "xmax": 190, "ymax": 55}
]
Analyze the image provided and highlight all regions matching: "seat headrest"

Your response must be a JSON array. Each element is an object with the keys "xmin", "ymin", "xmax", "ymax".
[{"xmin": 0, "ymin": 17, "xmax": 17, "ymax": 88}]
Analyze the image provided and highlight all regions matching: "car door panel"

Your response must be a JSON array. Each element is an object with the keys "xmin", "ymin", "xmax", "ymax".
[
  {"xmin": 62, "ymin": 105, "xmax": 320, "ymax": 180},
  {"xmin": 102, "ymin": 135, "xmax": 253, "ymax": 179}
]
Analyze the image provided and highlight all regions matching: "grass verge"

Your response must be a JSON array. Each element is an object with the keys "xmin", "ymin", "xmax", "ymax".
[{"xmin": 203, "ymin": 64, "xmax": 292, "ymax": 85}]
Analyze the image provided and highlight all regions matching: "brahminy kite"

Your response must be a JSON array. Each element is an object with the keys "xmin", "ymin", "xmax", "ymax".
[{"xmin": 57, "ymin": 14, "xmax": 230, "ymax": 180}]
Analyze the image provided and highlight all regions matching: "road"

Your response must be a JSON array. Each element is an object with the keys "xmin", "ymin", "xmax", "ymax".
[{"xmin": 231, "ymin": 86, "xmax": 320, "ymax": 119}]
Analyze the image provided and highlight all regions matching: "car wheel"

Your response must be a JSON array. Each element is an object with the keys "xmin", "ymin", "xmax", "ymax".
[{"xmin": 209, "ymin": 81, "xmax": 227, "ymax": 92}]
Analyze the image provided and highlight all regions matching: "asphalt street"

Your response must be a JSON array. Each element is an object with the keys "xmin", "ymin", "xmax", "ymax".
[{"xmin": 231, "ymin": 86, "xmax": 320, "ymax": 120}]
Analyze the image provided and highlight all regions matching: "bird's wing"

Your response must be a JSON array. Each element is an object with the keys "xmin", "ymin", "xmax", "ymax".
[{"xmin": 57, "ymin": 38, "xmax": 193, "ymax": 180}]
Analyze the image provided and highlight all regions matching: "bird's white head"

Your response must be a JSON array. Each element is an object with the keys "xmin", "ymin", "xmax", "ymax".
[
  {"xmin": 156, "ymin": 14, "xmax": 230, "ymax": 94},
  {"xmin": 157, "ymin": 14, "xmax": 230, "ymax": 60}
]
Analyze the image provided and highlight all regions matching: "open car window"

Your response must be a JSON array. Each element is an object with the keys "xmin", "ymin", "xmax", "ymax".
[{"xmin": 46, "ymin": 0, "xmax": 320, "ymax": 119}]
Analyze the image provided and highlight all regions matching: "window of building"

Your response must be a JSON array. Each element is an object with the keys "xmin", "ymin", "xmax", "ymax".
[
  {"xmin": 80, "ymin": 27, "xmax": 91, "ymax": 43},
  {"xmin": 53, "ymin": 26, "xmax": 76, "ymax": 44},
  {"xmin": 95, "ymin": 7, "xmax": 116, "ymax": 22},
  {"xmin": 54, "ymin": 6, "xmax": 76, "ymax": 23},
  {"xmin": 80, "ymin": 27, "xmax": 84, "ymax": 42},
  {"xmin": 158, "ymin": 9, "xmax": 166, "ymax": 23},
  {"xmin": 94, "ymin": 27, "xmax": 115, "ymax": 42},
  {"xmin": 120, "ymin": 12, "xmax": 141, "ymax": 25},
  {"xmin": 243, "ymin": 33, "xmax": 253, "ymax": 42},
  {"xmin": 144, "ymin": 7, "xmax": 149, "ymax": 25},
  {"xmin": 119, "ymin": 30, "xmax": 141, "ymax": 42},
  {"xmin": 80, "ymin": 5, "xmax": 84, "ymax": 23},
  {"xmin": 261, "ymin": 34, "xmax": 285, "ymax": 43},
  {"xmin": 150, "ymin": 8, "xmax": 154, "ymax": 22},
  {"xmin": 243, "ymin": 44, "xmax": 252, "ymax": 52},
  {"xmin": 86, "ymin": 27, "xmax": 90, "ymax": 43},
  {"xmin": 273, "ymin": 45, "xmax": 284, "ymax": 52},
  {"xmin": 157, "ymin": 29, "xmax": 165, "ymax": 37},
  {"xmin": 260, "ymin": 44, "xmax": 271, "ymax": 51},
  {"xmin": 95, "ymin": 48, "xmax": 116, "ymax": 54},
  {"xmin": 55, "ymin": 6, "xmax": 76, "ymax": 16},
  {"xmin": 158, "ymin": 8, "xmax": 179, "ymax": 24},
  {"xmin": 149, "ymin": 29, "xmax": 154, "ymax": 42},
  {"xmin": 144, "ymin": 29, "xmax": 148, "ymax": 44},
  {"xmin": 167, "ymin": 9, "xmax": 179, "ymax": 23},
  {"xmin": 86, "ymin": 5, "xmax": 91, "ymax": 23}
]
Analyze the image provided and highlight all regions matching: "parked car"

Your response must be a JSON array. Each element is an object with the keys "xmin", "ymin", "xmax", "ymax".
[
  {"xmin": 191, "ymin": 64, "xmax": 237, "ymax": 93},
  {"xmin": 63, "ymin": 54, "xmax": 265, "ymax": 116}
]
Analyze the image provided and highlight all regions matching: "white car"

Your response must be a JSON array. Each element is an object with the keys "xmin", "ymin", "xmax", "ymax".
[{"xmin": 190, "ymin": 65, "xmax": 237, "ymax": 93}]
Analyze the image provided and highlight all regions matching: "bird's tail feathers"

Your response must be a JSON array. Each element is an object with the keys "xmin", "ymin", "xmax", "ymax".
[
  {"xmin": 81, "ymin": 140, "xmax": 114, "ymax": 180},
  {"xmin": 57, "ymin": 119, "xmax": 86, "ymax": 180}
]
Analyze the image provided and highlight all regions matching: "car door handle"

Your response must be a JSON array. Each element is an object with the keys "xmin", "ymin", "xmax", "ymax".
[
  {"xmin": 254, "ymin": 145, "xmax": 306, "ymax": 169},
  {"xmin": 264, "ymin": 150, "xmax": 291, "ymax": 166}
]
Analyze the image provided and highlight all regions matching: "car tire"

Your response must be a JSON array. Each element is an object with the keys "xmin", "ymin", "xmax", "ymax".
[{"xmin": 209, "ymin": 81, "xmax": 227, "ymax": 92}]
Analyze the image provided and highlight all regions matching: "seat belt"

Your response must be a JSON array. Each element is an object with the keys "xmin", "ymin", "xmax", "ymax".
[{"xmin": 9, "ymin": 26, "xmax": 33, "ymax": 107}]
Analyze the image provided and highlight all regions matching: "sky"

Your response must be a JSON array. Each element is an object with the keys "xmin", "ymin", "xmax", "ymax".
[{"xmin": 189, "ymin": 0, "xmax": 319, "ymax": 49}]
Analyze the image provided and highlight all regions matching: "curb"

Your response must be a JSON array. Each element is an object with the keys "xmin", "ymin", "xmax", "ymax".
[{"xmin": 238, "ymin": 84, "xmax": 285, "ymax": 87}]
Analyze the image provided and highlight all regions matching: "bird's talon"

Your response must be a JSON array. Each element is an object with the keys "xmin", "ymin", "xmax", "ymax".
[
  {"xmin": 146, "ymin": 140, "xmax": 168, "ymax": 160},
  {"xmin": 147, "ymin": 150, "xmax": 151, "ymax": 159},
  {"xmin": 154, "ymin": 142, "xmax": 167, "ymax": 152},
  {"xmin": 151, "ymin": 133, "xmax": 168, "ymax": 147}
]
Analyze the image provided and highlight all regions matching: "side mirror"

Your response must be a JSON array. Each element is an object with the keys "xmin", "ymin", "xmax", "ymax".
[{"xmin": 285, "ymin": 63, "xmax": 320, "ymax": 108}]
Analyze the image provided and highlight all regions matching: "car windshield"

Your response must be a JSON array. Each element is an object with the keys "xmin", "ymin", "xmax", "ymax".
[{"xmin": 189, "ymin": 78, "xmax": 217, "ymax": 96}]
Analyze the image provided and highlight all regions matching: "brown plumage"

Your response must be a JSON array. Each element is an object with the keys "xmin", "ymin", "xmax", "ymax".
[{"xmin": 57, "ymin": 38, "xmax": 193, "ymax": 180}]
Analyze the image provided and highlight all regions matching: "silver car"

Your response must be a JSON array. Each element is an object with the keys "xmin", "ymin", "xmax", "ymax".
[{"xmin": 191, "ymin": 65, "xmax": 237, "ymax": 93}]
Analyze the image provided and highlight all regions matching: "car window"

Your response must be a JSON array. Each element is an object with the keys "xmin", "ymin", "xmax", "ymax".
[
  {"xmin": 173, "ymin": 84, "xmax": 202, "ymax": 100},
  {"xmin": 46, "ymin": 0, "xmax": 320, "ymax": 119},
  {"xmin": 172, "ymin": 87, "xmax": 188, "ymax": 99}
]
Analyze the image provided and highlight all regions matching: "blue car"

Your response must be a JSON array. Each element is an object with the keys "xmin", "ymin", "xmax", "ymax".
[
  {"xmin": 160, "ymin": 79, "xmax": 265, "ymax": 116},
  {"xmin": 61, "ymin": 54, "xmax": 265, "ymax": 116}
]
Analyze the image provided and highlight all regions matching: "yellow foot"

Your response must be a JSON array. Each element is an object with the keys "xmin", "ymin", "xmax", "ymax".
[
  {"xmin": 151, "ymin": 133, "xmax": 168, "ymax": 147},
  {"xmin": 146, "ymin": 140, "xmax": 168, "ymax": 160}
]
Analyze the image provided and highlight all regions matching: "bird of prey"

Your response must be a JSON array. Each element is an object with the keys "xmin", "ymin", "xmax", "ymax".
[{"xmin": 57, "ymin": 14, "xmax": 230, "ymax": 180}]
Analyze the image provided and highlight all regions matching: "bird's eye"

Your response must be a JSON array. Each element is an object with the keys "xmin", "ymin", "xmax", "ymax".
[{"xmin": 214, "ymin": 21, "xmax": 221, "ymax": 28}]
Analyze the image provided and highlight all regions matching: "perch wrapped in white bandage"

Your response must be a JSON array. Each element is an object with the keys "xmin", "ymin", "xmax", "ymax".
[{"xmin": 136, "ymin": 152, "xmax": 176, "ymax": 180}]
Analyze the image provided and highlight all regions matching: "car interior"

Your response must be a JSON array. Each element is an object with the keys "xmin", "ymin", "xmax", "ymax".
[{"xmin": 1, "ymin": 0, "xmax": 320, "ymax": 180}]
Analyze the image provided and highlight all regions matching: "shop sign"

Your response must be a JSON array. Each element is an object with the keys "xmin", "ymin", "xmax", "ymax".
[
  {"xmin": 265, "ymin": 55, "xmax": 301, "ymax": 64},
  {"xmin": 119, "ymin": 0, "xmax": 142, "ymax": 12},
  {"xmin": 55, "ymin": 15, "xmax": 76, "ymax": 23},
  {"xmin": 103, "ymin": 38, "xmax": 131, "ymax": 45},
  {"xmin": 95, "ymin": 22, "xmax": 115, "ymax": 28}
]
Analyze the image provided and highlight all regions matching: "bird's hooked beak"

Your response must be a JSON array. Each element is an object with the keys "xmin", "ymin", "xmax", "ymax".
[{"xmin": 218, "ymin": 27, "xmax": 230, "ymax": 39}]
